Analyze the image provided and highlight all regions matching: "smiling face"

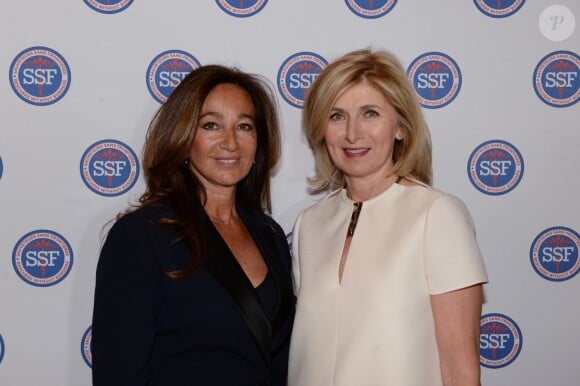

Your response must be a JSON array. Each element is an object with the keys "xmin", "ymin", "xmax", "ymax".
[
  {"xmin": 324, "ymin": 80, "xmax": 403, "ymax": 195},
  {"xmin": 189, "ymin": 83, "xmax": 257, "ymax": 195}
]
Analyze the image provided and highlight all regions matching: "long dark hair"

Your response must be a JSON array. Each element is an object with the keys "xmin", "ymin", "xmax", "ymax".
[{"xmin": 139, "ymin": 65, "xmax": 281, "ymax": 278}]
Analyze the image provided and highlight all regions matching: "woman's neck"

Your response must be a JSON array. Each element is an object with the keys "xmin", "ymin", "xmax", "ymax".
[
  {"xmin": 345, "ymin": 174, "xmax": 399, "ymax": 202},
  {"xmin": 204, "ymin": 188, "xmax": 238, "ymax": 225}
]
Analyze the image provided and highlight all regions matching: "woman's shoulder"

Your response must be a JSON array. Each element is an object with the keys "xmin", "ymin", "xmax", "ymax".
[
  {"xmin": 300, "ymin": 188, "xmax": 345, "ymax": 215},
  {"xmin": 108, "ymin": 201, "xmax": 176, "ymax": 237},
  {"xmin": 100, "ymin": 201, "xmax": 185, "ymax": 267},
  {"xmin": 398, "ymin": 177, "xmax": 453, "ymax": 200},
  {"xmin": 264, "ymin": 214, "xmax": 285, "ymax": 235},
  {"xmin": 250, "ymin": 208, "xmax": 289, "ymax": 242},
  {"xmin": 396, "ymin": 178, "xmax": 471, "ymax": 215}
]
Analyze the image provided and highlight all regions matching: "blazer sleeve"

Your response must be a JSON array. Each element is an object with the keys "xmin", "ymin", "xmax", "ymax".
[{"xmin": 91, "ymin": 213, "xmax": 162, "ymax": 386}]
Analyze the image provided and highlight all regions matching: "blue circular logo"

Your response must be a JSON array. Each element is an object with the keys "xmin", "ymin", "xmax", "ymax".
[
  {"xmin": 9, "ymin": 46, "xmax": 71, "ymax": 106},
  {"xmin": 81, "ymin": 326, "xmax": 92, "ymax": 368},
  {"xmin": 83, "ymin": 0, "xmax": 134, "ymax": 14},
  {"xmin": 344, "ymin": 0, "xmax": 398, "ymax": 19},
  {"xmin": 0, "ymin": 156, "xmax": 3, "ymax": 181},
  {"xmin": 277, "ymin": 52, "xmax": 328, "ymax": 109},
  {"xmin": 215, "ymin": 0, "xmax": 268, "ymax": 17},
  {"xmin": 533, "ymin": 50, "xmax": 579, "ymax": 108},
  {"xmin": 473, "ymin": 0, "xmax": 525, "ymax": 18},
  {"xmin": 407, "ymin": 52, "xmax": 462, "ymax": 108},
  {"xmin": 146, "ymin": 50, "xmax": 201, "ymax": 104},
  {"xmin": 12, "ymin": 230, "xmax": 74, "ymax": 287},
  {"xmin": 467, "ymin": 140, "xmax": 524, "ymax": 195},
  {"xmin": 530, "ymin": 227, "xmax": 579, "ymax": 282},
  {"xmin": 480, "ymin": 313, "xmax": 523, "ymax": 368},
  {"xmin": 80, "ymin": 139, "xmax": 139, "ymax": 197},
  {"xmin": 0, "ymin": 333, "xmax": 4, "ymax": 364}
]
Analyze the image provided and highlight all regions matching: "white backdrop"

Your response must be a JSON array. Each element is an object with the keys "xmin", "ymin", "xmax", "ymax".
[{"xmin": 0, "ymin": 1, "xmax": 578, "ymax": 385}]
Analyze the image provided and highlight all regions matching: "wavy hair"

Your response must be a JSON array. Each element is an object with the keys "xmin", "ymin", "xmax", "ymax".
[
  {"xmin": 139, "ymin": 65, "xmax": 281, "ymax": 277},
  {"xmin": 302, "ymin": 48, "xmax": 432, "ymax": 193}
]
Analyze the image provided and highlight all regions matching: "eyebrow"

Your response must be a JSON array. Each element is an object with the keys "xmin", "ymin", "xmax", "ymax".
[
  {"xmin": 360, "ymin": 104, "xmax": 380, "ymax": 110},
  {"xmin": 199, "ymin": 111, "xmax": 255, "ymax": 120},
  {"xmin": 330, "ymin": 104, "xmax": 381, "ymax": 112}
]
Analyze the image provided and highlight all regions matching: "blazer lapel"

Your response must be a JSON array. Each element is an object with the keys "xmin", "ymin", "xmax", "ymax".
[
  {"xmin": 236, "ymin": 204, "xmax": 294, "ymax": 334},
  {"xmin": 203, "ymin": 211, "xmax": 272, "ymax": 365}
]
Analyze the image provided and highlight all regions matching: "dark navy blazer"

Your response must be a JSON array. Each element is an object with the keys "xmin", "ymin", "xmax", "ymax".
[{"xmin": 91, "ymin": 201, "xmax": 295, "ymax": 386}]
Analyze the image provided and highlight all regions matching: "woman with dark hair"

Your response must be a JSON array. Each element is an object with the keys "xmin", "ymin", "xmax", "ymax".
[{"xmin": 92, "ymin": 65, "xmax": 295, "ymax": 386}]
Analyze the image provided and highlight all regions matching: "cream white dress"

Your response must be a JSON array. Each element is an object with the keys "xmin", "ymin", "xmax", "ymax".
[{"xmin": 288, "ymin": 182, "xmax": 488, "ymax": 386}]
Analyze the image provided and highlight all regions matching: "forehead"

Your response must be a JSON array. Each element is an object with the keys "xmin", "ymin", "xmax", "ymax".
[
  {"xmin": 332, "ymin": 80, "xmax": 388, "ymax": 107},
  {"xmin": 203, "ymin": 83, "xmax": 254, "ymax": 107}
]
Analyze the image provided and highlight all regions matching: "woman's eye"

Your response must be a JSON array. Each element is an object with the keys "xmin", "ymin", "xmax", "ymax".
[
  {"xmin": 364, "ymin": 109, "xmax": 379, "ymax": 117},
  {"xmin": 201, "ymin": 121, "xmax": 220, "ymax": 130},
  {"xmin": 237, "ymin": 123, "xmax": 254, "ymax": 131},
  {"xmin": 329, "ymin": 112, "xmax": 344, "ymax": 121}
]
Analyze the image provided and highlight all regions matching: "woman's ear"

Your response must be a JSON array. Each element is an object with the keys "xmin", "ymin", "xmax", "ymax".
[{"xmin": 395, "ymin": 127, "xmax": 404, "ymax": 140}]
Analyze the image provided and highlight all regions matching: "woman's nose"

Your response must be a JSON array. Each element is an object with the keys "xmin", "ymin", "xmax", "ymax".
[
  {"xmin": 219, "ymin": 127, "xmax": 239, "ymax": 151},
  {"xmin": 345, "ymin": 118, "xmax": 362, "ymax": 143}
]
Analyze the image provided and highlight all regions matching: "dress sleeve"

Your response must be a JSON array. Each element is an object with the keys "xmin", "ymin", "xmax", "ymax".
[
  {"xmin": 91, "ymin": 213, "xmax": 162, "ymax": 386},
  {"xmin": 290, "ymin": 211, "xmax": 304, "ymax": 294},
  {"xmin": 423, "ymin": 194, "xmax": 488, "ymax": 295}
]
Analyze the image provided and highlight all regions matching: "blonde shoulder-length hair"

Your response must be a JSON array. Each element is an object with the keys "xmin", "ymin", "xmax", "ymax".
[{"xmin": 302, "ymin": 48, "xmax": 432, "ymax": 193}]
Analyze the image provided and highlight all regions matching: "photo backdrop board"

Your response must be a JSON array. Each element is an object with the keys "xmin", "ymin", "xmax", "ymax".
[{"xmin": 0, "ymin": 1, "xmax": 578, "ymax": 385}]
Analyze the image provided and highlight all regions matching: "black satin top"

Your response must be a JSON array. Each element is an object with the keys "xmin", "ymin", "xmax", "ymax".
[{"xmin": 256, "ymin": 270, "xmax": 278, "ymax": 318}]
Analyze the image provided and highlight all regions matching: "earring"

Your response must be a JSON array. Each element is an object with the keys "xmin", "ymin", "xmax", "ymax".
[{"xmin": 396, "ymin": 127, "xmax": 404, "ymax": 140}]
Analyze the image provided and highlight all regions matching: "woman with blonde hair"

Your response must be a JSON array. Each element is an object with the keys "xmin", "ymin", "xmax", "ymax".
[{"xmin": 288, "ymin": 49, "xmax": 487, "ymax": 386}]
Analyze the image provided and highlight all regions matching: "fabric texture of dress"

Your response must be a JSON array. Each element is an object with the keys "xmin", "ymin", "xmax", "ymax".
[
  {"xmin": 92, "ymin": 200, "xmax": 295, "ymax": 386},
  {"xmin": 288, "ymin": 182, "xmax": 488, "ymax": 386}
]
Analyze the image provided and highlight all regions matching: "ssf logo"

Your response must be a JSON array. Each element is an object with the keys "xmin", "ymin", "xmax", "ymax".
[
  {"xmin": 81, "ymin": 326, "xmax": 92, "ymax": 368},
  {"xmin": 12, "ymin": 230, "xmax": 74, "ymax": 287},
  {"xmin": 407, "ymin": 52, "xmax": 461, "ymax": 108},
  {"xmin": 80, "ymin": 139, "xmax": 140, "ymax": 197},
  {"xmin": 277, "ymin": 52, "xmax": 328, "ymax": 109},
  {"xmin": 480, "ymin": 313, "xmax": 523, "ymax": 368},
  {"xmin": 533, "ymin": 50, "xmax": 579, "ymax": 108},
  {"xmin": 215, "ymin": 0, "xmax": 268, "ymax": 17},
  {"xmin": 344, "ymin": 0, "xmax": 398, "ymax": 19},
  {"xmin": 9, "ymin": 46, "xmax": 71, "ymax": 106},
  {"xmin": 530, "ymin": 227, "xmax": 579, "ymax": 282},
  {"xmin": 83, "ymin": 0, "xmax": 134, "ymax": 14},
  {"xmin": 473, "ymin": 0, "xmax": 525, "ymax": 18},
  {"xmin": 467, "ymin": 140, "xmax": 524, "ymax": 195},
  {"xmin": 146, "ymin": 50, "xmax": 201, "ymax": 104}
]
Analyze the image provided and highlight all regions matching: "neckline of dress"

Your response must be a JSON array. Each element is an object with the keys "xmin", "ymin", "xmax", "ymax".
[{"xmin": 339, "ymin": 179, "xmax": 402, "ymax": 207}]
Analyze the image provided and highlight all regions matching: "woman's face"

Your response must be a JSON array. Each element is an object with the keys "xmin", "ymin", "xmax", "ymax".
[
  {"xmin": 189, "ymin": 83, "xmax": 257, "ymax": 194},
  {"xmin": 324, "ymin": 80, "xmax": 402, "ymax": 189}
]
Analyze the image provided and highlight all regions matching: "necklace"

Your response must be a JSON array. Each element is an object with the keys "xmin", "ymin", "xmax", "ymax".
[{"xmin": 209, "ymin": 215, "xmax": 238, "ymax": 226}]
